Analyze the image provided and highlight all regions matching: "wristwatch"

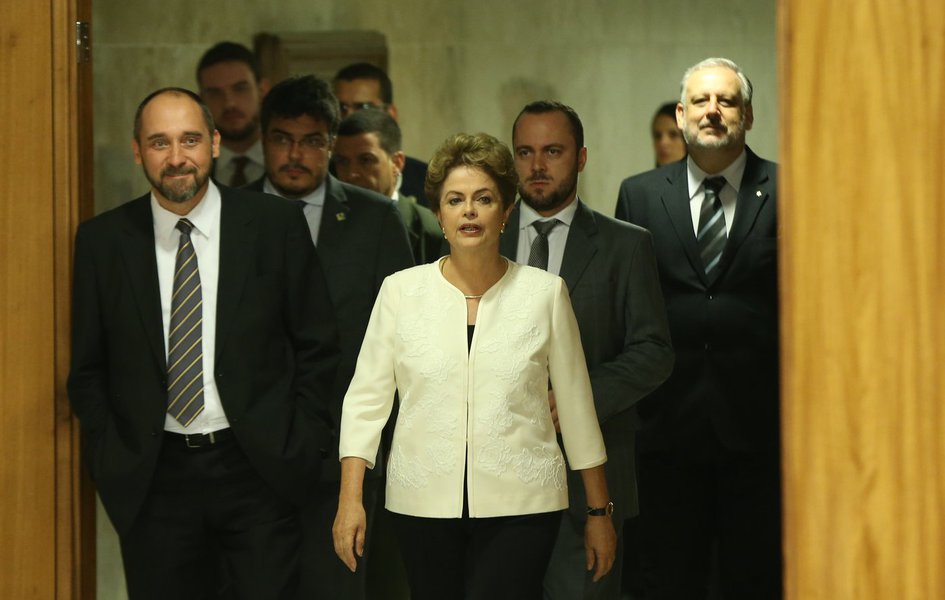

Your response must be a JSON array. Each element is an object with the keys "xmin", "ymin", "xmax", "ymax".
[{"xmin": 586, "ymin": 501, "xmax": 614, "ymax": 517}]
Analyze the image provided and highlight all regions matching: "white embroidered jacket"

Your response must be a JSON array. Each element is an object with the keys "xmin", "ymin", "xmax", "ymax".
[{"xmin": 339, "ymin": 258, "xmax": 607, "ymax": 518}]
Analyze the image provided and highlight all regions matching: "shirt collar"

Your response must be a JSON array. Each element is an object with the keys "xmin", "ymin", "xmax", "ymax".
[
  {"xmin": 685, "ymin": 149, "xmax": 748, "ymax": 199},
  {"xmin": 150, "ymin": 180, "xmax": 221, "ymax": 242},
  {"xmin": 217, "ymin": 139, "xmax": 264, "ymax": 167},
  {"xmin": 518, "ymin": 196, "xmax": 580, "ymax": 230},
  {"xmin": 263, "ymin": 177, "xmax": 326, "ymax": 207}
]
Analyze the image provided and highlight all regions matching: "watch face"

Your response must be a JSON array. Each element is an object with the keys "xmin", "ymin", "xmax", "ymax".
[{"xmin": 587, "ymin": 501, "xmax": 614, "ymax": 516}]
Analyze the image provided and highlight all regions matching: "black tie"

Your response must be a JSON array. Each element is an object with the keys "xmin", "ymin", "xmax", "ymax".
[
  {"xmin": 229, "ymin": 156, "xmax": 250, "ymax": 187},
  {"xmin": 167, "ymin": 219, "xmax": 205, "ymax": 427},
  {"xmin": 527, "ymin": 219, "xmax": 560, "ymax": 271},
  {"xmin": 697, "ymin": 177, "xmax": 727, "ymax": 276}
]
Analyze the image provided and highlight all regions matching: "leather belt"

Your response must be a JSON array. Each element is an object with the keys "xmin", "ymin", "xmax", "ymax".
[{"xmin": 164, "ymin": 428, "xmax": 235, "ymax": 449}]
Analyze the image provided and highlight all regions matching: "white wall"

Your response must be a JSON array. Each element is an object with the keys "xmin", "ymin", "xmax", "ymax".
[{"xmin": 92, "ymin": 1, "xmax": 777, "ymax": 596}]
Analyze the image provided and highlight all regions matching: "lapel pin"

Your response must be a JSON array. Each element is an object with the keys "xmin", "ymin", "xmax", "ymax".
[
  {"xmin": 336, "ymin": 212, "xmax": 346, "ymax": 222},
  {"xmin": 756, "ymin": 190, "xmax": 762, "ymax": 197}
]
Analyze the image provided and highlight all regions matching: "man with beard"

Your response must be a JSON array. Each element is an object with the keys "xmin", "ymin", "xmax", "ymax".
[
  {"xmin": 500, "ymin": 100, "xmax": 674, "ymax": 600},
  {"xmin": 197, "ymin": 42, "xmax": 270, "ymax": 187},
  {"xmin": 67, "ymin": 88, "xmax": 339, "ymax": 599},
  {"xmin": 615, "ymin": 58, "xmax": 781, "ymax": 599},
  {"xmin": 246, "ymin": 75, "xmax": 414, "ymax": 600}
]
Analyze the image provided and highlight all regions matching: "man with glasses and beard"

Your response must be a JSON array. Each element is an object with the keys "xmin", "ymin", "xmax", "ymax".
[
  {"xmin": 246, "ymin": 74, "xmax": 414, "ymax": 600},
  {"xmin": 501, "ymin": 100, "xmax": 674, "ymax": 600},
  {"xmin": 67, "ymin": 87, "xmax": 338, "ymax": 599},
  {"xmin": 615, "ymin": 58, "xmax": 781, "ymax": 599},
  {"xmin": 196, "ymin": 42, "xmax": 270, "ymax": 187}
]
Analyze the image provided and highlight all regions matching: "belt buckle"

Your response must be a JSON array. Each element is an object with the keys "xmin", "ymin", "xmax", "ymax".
[{"xmin": 184, "ymin": 431, "xmax": 214, "ymax": 448}]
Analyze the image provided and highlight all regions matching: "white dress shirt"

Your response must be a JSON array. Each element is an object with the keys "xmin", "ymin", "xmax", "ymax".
[
  {"xmin": 686, "ymin": 150, "xmax": 747, "ymax": 236},
  {"xmin": 514, "ymin": 198, "xmax": 580, "ymax": 276},
  {"xmin": 152, "ymin": 181, "xmax": 229, "ymax": 434}
]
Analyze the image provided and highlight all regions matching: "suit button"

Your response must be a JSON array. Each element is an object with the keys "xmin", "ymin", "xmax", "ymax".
[
  {"xmin": 150, "ymin": 429, "xmax": 157, "ymax": 437},
  {"xmin": 704, "ymin": 343, "xmax": 710, "ymax": 351},
  {"xmin": 217, "ymin": 372, "xmax": 223, "ymax": 378},
  {"xmin": 707, "ymin": 294, "xmax": 714, "ymax": 300}
]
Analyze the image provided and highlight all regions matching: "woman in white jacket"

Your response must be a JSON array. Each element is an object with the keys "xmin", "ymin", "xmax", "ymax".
[{"xmin": 333, "ymin": 132, "xmax": 615, "ymax": 599}]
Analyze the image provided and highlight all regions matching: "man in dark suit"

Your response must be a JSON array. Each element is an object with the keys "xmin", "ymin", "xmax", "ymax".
[
  {"xmin": 246, "ymin": 74, "xmax": 414, "ymax": 600},
  {"xmin": 502, "ymin": 100, "xmax": 674, "ymax": 599},
  {"xmin": 196, "ymin": 42, "xmax": 270, "ymax": 187},
  {"xmin": 332, "ymin": 109, "xmax": 444, "ymax": 263},
  {"xmin": 615, "ymin": 58, "xmax": 781, "ymax": 599},
  {"xmin": 67, "ymin": 88, "xmax": 338, "ymax": 600},
  {"xmin": 332, "ymin": 62, "xmax": 428, "ymax": 204}
]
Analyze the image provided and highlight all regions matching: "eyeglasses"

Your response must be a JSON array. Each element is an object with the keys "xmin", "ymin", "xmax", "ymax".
[
  {"xmin": 266, "ymin": 132, "xmax": 332, "ymax": 152},
  {"xmin": 338, "ymin": 101, "xmax": 388, "ymax": 116}
]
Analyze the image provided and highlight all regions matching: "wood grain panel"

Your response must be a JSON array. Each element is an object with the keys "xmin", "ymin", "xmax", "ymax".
[
  {"xmin": 0, "ymin": 1, "xmax": 58, "ymax": 598},
  {"xmin": 780, "ymin": 0, "xmax": 945, "ymax": 598}
]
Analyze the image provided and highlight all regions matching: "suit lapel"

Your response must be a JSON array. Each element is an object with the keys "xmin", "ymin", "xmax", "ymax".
[
  {"xmin": 659, "ymin": 162, "xmax": 709, "ymax": 285},
  {"xmin": 558, "ymin": 200, "xmax": 598, "ymax": 293},
  {"xmin": 317, "ymin": 176, "xmax": 351, "ymax": 256},
  {"xmin": 721, "ymin": 148, "xmax": 771, "ymax": 270},
  {"xmin": 120, "ymin": 195, "xmax": 167, "ymax": 372},
  {"xmin": 215, "ymin": 190, "xmax": 255, "ymax": 361}
]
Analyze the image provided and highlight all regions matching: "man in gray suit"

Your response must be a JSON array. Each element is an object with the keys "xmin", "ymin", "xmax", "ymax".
[{"xmin": 502, "ymin": 100, "xmax": 674, "ymax": 599}]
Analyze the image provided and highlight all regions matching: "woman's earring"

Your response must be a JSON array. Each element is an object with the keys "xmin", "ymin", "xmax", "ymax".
[{"xmin": 500, "ymin": 222, "xmax": 506, "ymax": 234}]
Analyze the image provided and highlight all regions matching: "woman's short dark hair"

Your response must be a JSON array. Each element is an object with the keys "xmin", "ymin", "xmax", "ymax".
[{"xmin": 425, "ymin": 133, "xmax": 518, "ymax": 212}]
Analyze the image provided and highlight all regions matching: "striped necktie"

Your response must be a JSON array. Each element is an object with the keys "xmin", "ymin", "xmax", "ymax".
[
  {"xmin": 527, "ymin": 219, "xmax": 560, "ymax": 271},
  {"xmin": 697, "ymin": 177, "xmax": 727, "ymax": 277},
  {"xmin": 167, "ymin": 218, "xmax": 205, "ymax": 427}
]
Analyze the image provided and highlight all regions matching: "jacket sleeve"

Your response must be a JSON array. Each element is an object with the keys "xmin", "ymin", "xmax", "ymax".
[
  {"xmin": 338, "ymin": 276, "xmax": 400, "ymax": 469},
  {"xmin": 588, "ymin": 230, "xmax": 674, "ymax": 423},
  {"xmin": 67, "ymin": 222, "xmax": 110, "ymax": 449},
  {"xmin": 547, "ymin": 278, "xmax": 607, "ymax": 470}
]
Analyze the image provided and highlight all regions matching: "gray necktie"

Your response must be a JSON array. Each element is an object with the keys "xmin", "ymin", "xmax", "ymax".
[
  {"xmin": 167, "ymin": 219, "xmax": 205, "ymax": 427},
  {"xmin": 527, "ymin": 219, "xmax": 560, "ymax": 271},
  {"xmin": 697, "ymin": 177, "xmax": 727, "ymax": 276}
]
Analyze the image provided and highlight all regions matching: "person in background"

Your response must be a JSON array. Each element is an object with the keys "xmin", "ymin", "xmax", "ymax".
[
  {"xmin": 196, "ymin": 42, "xmax": 270, "ymax": 186},
  {"xmin": 504, "ymin": 100, "xmax": 674, "ymax": 600},
  {"xmin": 333, "ymin": 109, "xmax": 444, "ymax": 263},
  {"xmin": 246, "ymin": 74, "xmax": 414, "ymax": 600},
  {"xmin": 334, "ymin": 132, "xmax": 617, "ymax": 600},
  {"xmin": 650, "ymin": 101, "xmax": 687, "ymax": 167},
  {"xmin": 332, "ymin": 62, "xmax": 429, "ymax": 203},
  {"xmin": 616, "ymin": 57, "xmax": 781, "ymax": 599}
]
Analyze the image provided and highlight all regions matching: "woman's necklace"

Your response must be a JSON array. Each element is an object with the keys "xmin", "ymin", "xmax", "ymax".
[{"xmin": 441, "ymin": 257, "xmax": 487, "ymax": 300}]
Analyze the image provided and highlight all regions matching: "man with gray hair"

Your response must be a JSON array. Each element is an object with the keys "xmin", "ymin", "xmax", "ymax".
[{"xmin": 615, "ymin": 58, "xmax": 781, "ymax": 598}]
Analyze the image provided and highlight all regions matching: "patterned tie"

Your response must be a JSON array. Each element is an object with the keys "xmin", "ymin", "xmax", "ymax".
[
  {"xmin": 229, "ymin": 155, "xmax": 250, "ymax": 187},
  {"xmin": 697, "ymin": 177, "xmax": 727, "ymax": 276},
  {"xmin": 167, "ymin": 219, "xmax": 205, "ymax": 427},
  {"xmin": 527, "ymin": 219, "xmax": 560, "ymax": 271}
]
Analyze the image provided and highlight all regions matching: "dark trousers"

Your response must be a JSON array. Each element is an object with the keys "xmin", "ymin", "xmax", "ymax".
[
  {"xmin": 119, "ymin": 433, "xmax": 301, "ymax": 600},
  {"xmin": 636, "ymin": 444, "xmax": 782, "ymax": 600},
  {"xmin": 299, "ymin": 476, "xmax": 380, "ymax": 600},
  {"xmin": 391, "ymin": 509, "xmax": 562, "ymax": 600}
]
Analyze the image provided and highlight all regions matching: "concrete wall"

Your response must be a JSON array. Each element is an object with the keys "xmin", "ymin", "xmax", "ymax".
[{"xmin": 92, "ymin": 1, "xmax": 776, "ymax": 596}]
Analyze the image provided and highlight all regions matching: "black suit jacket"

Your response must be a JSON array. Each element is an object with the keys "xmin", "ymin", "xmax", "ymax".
[
  {"xmin": 400, "ymin": 155, "xmax": 429, "ymax": 205},
  {"xmin": 247, "ymin": 175, "xmax": 415, "ymax": 480},
  {"xmin": 397, "ymin": 194, "xmax": 447, "ymax": 264},
  {"xmin": 501, "ymin": 200, "xmax": 674, "ymax": 520},
  {"xmin": 615, "ymin": 148, "xmax": 779, "ymax": 455},
  {"xmin": 67, "ymin": 185, "xmax": 339, "ymax": 535}
]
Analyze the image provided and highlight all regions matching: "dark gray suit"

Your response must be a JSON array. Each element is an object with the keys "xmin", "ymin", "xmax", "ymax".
[
  {"xmin": 615, "ymin": 148, "xmax": 781, "ymax": 599},
  {"xmin": 501, "ymin": 199, "xmax": 674, "ymax": 599}
]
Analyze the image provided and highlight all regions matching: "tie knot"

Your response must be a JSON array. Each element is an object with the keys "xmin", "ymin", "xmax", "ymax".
[
  {"xmin": 532, "ymin": 219, "xmax": 560, "ymax": 237},
  {"xmin": 176, "ymin": 219, "xmax": 194, "ymax": 236},
  {"xmin": 704, "ymin": 177, "xmax": 726, "ymax": 197},
  {"xmin": 231, "ymin": 156, "xmax": 250, "ymax": 168}
]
